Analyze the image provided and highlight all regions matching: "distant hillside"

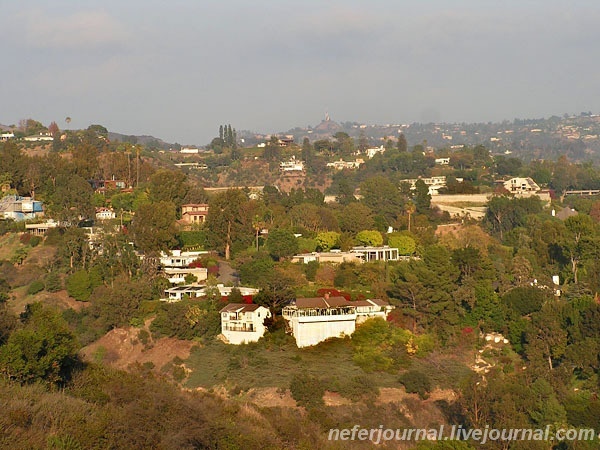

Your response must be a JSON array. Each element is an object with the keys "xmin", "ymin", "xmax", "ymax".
[
  {"xmin": 281, "ymin": 112, "xmax": 600, "ymax": 163},
  {"xmin": 108, "ymin": 132, "xmax": 173, "ymax": 150}
]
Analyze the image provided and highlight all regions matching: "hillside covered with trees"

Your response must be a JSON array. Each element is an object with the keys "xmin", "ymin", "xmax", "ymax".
[{"xmin": 1, "ymin": 122, "xmax": 600, "ymax": 448}]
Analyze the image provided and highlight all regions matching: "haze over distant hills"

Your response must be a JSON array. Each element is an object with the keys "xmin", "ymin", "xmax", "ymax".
[{"xmin": 4, "ymin": 111, "xmax": 600, "ymax": 162}]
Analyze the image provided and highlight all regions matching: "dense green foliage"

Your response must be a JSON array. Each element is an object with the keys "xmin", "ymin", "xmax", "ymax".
[
  {"xmin": 0, "ymin": 303, "xmax": 78, "ymax": 385},
  {"xmin": 4, "ymin": 131, "xmax": 600, "ymax": 448}
]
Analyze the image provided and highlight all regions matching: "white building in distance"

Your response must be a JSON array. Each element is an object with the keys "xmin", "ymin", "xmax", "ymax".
[
  {"xmin": 291, "ymin": 251, "xmax": 364, "ymax": 265},
  {"xmin": 326, "ymin": 159, "xmax": 364, "ymax": 170},
  {"xmin": 365, "ymin": 145, "xmax": 385, "ymax": 159},
  {"xmin": 163, "ymin": 267, "xmax": 208, "ymax": 285},
  {"xmin": 220, "ymin": 303, "xmax": 271, "ymax": 345},
  {"xmin": 180, "ymin": 147, "xmax": 199, "ymax": 154},
  {"xmin": 354, "ymin": 299, "xmax": 395, "ymax": 324},
  {"xmin": 502, "ymin": 177, "xmax": 540, "ymax": 194},
  {"xmin": 95, "ymin": 207, "xmax": 116, "ymax": 221},
  {"xmin": 279, "ymin": 156, "xmax": 304, "ymax": 172},
  {"xmin": 282, "ymin": 296, "xmax": 357, "ymax": 348},
  {"xmin": 350, "ymin": 246, "xmax": 400, "ymax": 262},
  {"xmin": 162, "ymin": 284, "xmax": 259, "ymax": 302},
  {"xmin": 159, "ymin": 249, "xmax": 208, "ymax": 268},
  {"xmin": 401, "ymin": 176, "xmax": 463, "ymax": 196},
  {"xmin": 282, "ymin": 295, "xmax": 394, "ymax": 348}
]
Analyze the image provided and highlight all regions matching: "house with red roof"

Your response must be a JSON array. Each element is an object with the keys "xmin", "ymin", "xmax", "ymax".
[{"xmin": 282, "ymin": 294, "xmax": 394, "ymax": 347}]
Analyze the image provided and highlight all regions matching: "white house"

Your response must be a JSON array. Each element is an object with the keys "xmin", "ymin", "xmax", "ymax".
[
  {"xmin": 0, "ymin": 132, "xmax": 15, "ymax": 141},
  {"xmin": 503, "ymin": 177, "xmax": 540, "ymax": 194},
  {"xmin": 435, "ymin": 157, "xmax": 450, "ymax": 165},
  {"xmin": 326, "ymin": 159, "xmax": 364, "ymax": 170},
  {"xmin": 25, "ymin": 220, "xmax": 59, "ymax": 235},
  {"xmin": 162, "ymin": 284, "xmax": 259, "ymax": 302},
  {"xmin": 282, "ymin": 296, "xmax": 357, "ymax": 348},
  {"xmin": 159, "ymin": 249, "xmax": 208, "ymax": 268},
  {"xmin": 401, "ymin": 176, "xmax": 461, "ymax": 196},
  {"xmin": 174, "ymin": 162, "xmax": 208, "ymax": 170},
  {"xmin": 353, "ymin": 299, "xmax": 394, "ymax": 324},
  {"xmin": 163, "ymin": 267, "xmax": 208, "ymax": 285},
  {"xmin": 291, "ymin": 251, "xmax": 364, "ymax": 265},
  {"xmin": 350, "ymin": 246, "xmax": 399, "ymax": 262},
  {"xmin": 95, "ymin": 207, "xmax": 116, "ymax": 220},
  {"xmin": 180, "ymin": 147, "xmax": 199, "ymax": 154},
  {"xmin": 220, "ymin": 303, "xmax": 271, "ymax": 345},
  {"xmin": 280, "ymin": 156, "xmax": 304, "ymax": 172},
  {"xmin": 23, "ymin": 133, "xmax": 53, "ymax": 142},
  {"xmin": 365, "ymin": 145, "xmax": 385, "ymax": 159}
]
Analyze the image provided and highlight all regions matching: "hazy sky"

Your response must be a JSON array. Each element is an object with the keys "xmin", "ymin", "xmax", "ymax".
[{"xmin": 2, "ymin": 1, "xmax": 599, "ymax": 145}]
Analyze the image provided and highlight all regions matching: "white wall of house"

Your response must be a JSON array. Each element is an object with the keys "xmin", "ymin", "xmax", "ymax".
[
  {"xmin": 164, "ymin": 267, "xmax": 208, "ymax": 285},
  {"xmin": 287, "ymin": 315, "xmax": 356, "ymax": 348},
  {"xmin": 159, "ymin": 250, "xmax": 208, "ymax": 267},
  {"xmin": 221, "ymin": 306, "xmax": 270, "ymax": 344},
  {"xmin": 355, "ymin": 307, "xmax": 390, "ymax": 324}
]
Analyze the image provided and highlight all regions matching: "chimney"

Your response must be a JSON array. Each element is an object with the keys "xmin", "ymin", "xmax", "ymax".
[{"xmin": 324, "ymin": 292, "xmax": 329, "ymax": 300}]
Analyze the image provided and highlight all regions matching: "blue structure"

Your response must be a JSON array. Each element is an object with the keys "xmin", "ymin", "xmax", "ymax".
[{"xmin": 0, "ymin": 195, "xmax": 44, "ymax": 221}]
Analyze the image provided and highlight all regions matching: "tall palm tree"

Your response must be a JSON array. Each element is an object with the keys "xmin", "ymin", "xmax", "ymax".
[{"xmin": 405, "ymin": 201, "xmax": 416, "ymax": 233}]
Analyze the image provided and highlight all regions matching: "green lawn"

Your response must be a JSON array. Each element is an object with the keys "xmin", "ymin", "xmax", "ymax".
[{"xmin": 184, "ymin": 330, "xmax": 400, "ymax": 391}]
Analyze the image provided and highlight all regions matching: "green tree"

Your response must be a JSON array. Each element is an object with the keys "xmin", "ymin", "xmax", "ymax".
[
  {"xmin": 57, "ymin": 227, "xmax": 90, "ymax": 270},
  {"xmin": 130, "ymin": 201, "xmax": 178, "ymax": 253},
  {"xmin": 265, "ymin": 228, "xmax": 299, "ymax": 261},
  {"xmin": 399, "ymin": 370, "xmax": 432, "ymax": 399},
  {"xmin": 334, "ymin": 177, "xmax": 356, "ymax": 206},
  {"xmin": 413, "ymin": 179, "xmax": 431, "ymax": 212},
  {"xmin": 502, "ymin": 286, "xmax": 548, "ymax": 317},
  {"xmin": 66, "ymin": 270, "xmax": 96, "ymax": 302},
  {"xmin": 46, "ymin": 174, "xmax": 95, "ymax": 223},
  {"xmin": 338, "ymin": 203, "xmax": 374, "ymax": 233},
  {"xmin": 360, "ymin": 176, "xmax": 404, "ymax": 223},
  {"xmin": 0, "ymin": 141, "xmax": 26, "ymax": 193},
  {"xmin": 237, "ymin": 252, "xmax": 275, "ymax": 286},
  {"xmin": 388, "ymin": 233, "xmax": 416, "ymax": 255},
  {"xmin": 0, "ymin": 305, "xmax": 17, "ymax": 345},
  {"xmin": 0, "ymin": 278, "xmax": 11, "ymax": 304},
  {"xmin": 147, "ymin": 169, "xmax": 189, "ymax": 210},
  {"xmin": 227, "ymin": 287, "xmax": 244, "ymax": 304},
  {"xmin": 561, "ymin": 214, "xmax": 596, "ymax": 284},
  {"xmin": 0, "ymin": 304, "xmax": 78, "ymax": 385},
  {"xmin": 526, "ymin": 306, "xmax": 567, "ymax": 372},
  {"xmin": 206, "ymin": 189, "xmax": 255, "ymax": 260},
  {"xmin": 253, "ymin": 276, "xmax": 296, "ymax": 315},
  {"xmin": 390, "ymin": 246, "xmax": 460, "ymax": 335},
  {"xmin": 289, "ymin": 203, "xmax": 322, "ymax": 233},
  {"xmin": 290, "ymin": 371, "xmax": 325, "ymax": 409},
  {"xmin": 315, "ymin": 231, "xmax": 340, "ymax": 251},
  {"xmin": 358, "ymin": 130, "xmax": 369, "ymax": 151},
  {"xmin": 90, "ymin": 278, "xmax": 152, "ymax": 330},
  {"xmin": 263, "ymin": 135, "xmax": 281, "ymax": 161},
  {"xmin": 397, "ymin": 133, "xmax": 408, "ymax": 152},
  {"xmin": 44, "ymin": 272, "xmax": 63, "ymax": 292},
  {"xmin": 87, "ymin": 124, "xmax": 108, "ymax": 139},
  {"xmin": 301, "ymin": 138, "xmax": 315, "ymax": 169},
  {"xmin": 484, "ymin": 195, "xmax": 513, "ymax": 240},
  {"xmin": 355, "ymin": 230, "xmax": 383, "ymax": 247},
  {"xmin": 405, "ymin": 201, "xmax": 416, "ymax": 233}
]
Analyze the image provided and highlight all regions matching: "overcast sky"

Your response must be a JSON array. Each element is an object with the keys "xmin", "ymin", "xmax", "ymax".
[{"xmin": 2, "ymin": 1, "xmax": 599, "ymax": 145}]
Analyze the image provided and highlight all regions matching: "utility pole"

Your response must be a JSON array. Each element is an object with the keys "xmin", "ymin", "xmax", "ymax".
[
  {"xmin": 126, "ymin": 149, "xmax": 131, "ymax": 187},
  {"xmin": 136, "ymin": 145, "xmax": 140, "ymax": 188}
]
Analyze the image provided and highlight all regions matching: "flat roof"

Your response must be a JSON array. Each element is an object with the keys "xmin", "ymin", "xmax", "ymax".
[
  {"xmin": 292, "ymin": 296, "xmax": 351, "ymax": 309},
  {"xmin": 220, "ymin": 303, "xmax": 261, "ymax": 313}
]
